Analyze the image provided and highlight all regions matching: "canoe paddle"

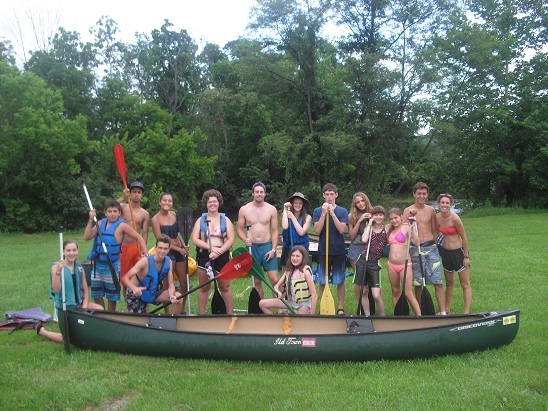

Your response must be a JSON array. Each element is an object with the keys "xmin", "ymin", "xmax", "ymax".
[
  {"xmin": 177, "ymin": 207, "xmax": 193, "ymax": 313},
  {"xmin": 356, "ymin": 225, "xmax": 372, "ymax": 315},
  {"xmin": 233, "ymin": 247, "xmax": 296, "ymax": 314},
  {"xmin": 82, "ymin": 181, "xmax": 120, "ymax": 293},
  {"xmin": 320, "ymin": 211, "xmax": 336, "ymax": 315},
  {"xmin": 149, "ymin": 252, "xmax": 252, "ymax": 314},
  {"xmin": 205, "ymin": 219, "xmax": 226, "ymax": 314},
  {"xmin": 417, "ymin": 227, "xmax": 436, "ymax": 315},
  {"xmin": 245, "ymin": 225, "xmax": 262, "ymax": 314},
  {"xmin": 59, "ymin": 226, "xmax": 70, "ymax": 353},
  {"xmin": 113, "ymin": 144, "xmax": 138, "ymax": 233},
  {"xmin": 394, "ymin": 223, "xmax": 412, "ymax": 316}
]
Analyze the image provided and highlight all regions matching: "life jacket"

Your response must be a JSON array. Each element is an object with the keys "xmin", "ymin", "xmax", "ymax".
[
  {"xmin": 50, "ymin": 261, "xmax": 85, "ymax": 308},
  {"xmin": 87, "ymin": 218, "xmax": 124, "ymax": 263},
  {"xmin": 139, "ymin": 256, "xmax": 171, "ymax": 303},
  {"xmin": 282, "ymin": 218, "xmax": 310, "ymax": 249},
  {"xmin": 198, "ymin": 213, "xmax": 227, "ymax": 250},
  {"xmin": 285, "ymin": 267, "xmax": 312, "ymax": 303}
]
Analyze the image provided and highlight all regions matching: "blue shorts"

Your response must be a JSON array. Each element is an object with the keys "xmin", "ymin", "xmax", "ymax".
[
  {"xmin": 347, "ymin": 243, "xmax": 365, "ymax": 262},
  {"xmin": 90, "ymin": 261, "xmax": 121, "ymax": 301},
  {"xmin": 251, "ymin": 242, "xmax": 278, "ymax": 272},
  {"xmin": 410, "ymin": 244, "xmax": 443, "ymax": 286},
  {"xmin": 314, "ymin": 254, "xmax": 346, "ymax": 285}
]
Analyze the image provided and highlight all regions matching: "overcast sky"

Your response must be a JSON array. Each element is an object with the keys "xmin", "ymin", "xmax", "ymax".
[{"xmin": 0, "ymin": 0, "xmax": 256, "ymax": 65}]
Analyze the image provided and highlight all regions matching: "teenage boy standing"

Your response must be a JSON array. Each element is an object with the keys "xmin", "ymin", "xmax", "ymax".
[{"xmin": 313, "ymin": 183, "xmax": 349, "ymax": 315}]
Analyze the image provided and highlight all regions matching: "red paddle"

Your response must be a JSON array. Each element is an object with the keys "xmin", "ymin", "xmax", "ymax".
[
  {"xmin": 113, "ymin": 144, "xmax": 138, "ymax": 242},
  {"xmin": 149, "ymin": 252, "xmax": 253, "ymax": 314},
  {"xmin": 114, "ymin": 144, "xmax": 128, "ymax": 188}
]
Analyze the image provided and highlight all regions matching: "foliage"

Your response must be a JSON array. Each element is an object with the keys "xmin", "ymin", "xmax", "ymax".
[
  {"xmin": 0, "ymin": 0, "xmax": 546, "ymax": 232},
  {"xmin": 0, "ymin": 62, "xmax": 92, "ymax": 232}
]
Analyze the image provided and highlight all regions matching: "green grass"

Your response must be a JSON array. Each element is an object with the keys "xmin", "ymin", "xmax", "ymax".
[{"xmin": 1, "ymin": 212, "xmax": 547, "ymax": 410}]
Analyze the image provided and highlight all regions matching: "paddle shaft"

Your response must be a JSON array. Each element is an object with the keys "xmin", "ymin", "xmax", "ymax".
[
  {"xmin": 232, "ymin": 247, "xmax": 296, "ymax": 314},
  {"xmin": 114, "ymin": 144, "xmax": 138, "ymax": 251},
  {"xmin": 320, "ymin": 211, "xmax": 336, "ymax": 315},
  {"xmin": 59, "ymin": 227, "xmax": 70, "ymax": 353},
  {"xmin": 82, "ymin": 181, "xmax": 120, "ymax": 293},
  {"xmin": 416, "ymin": 225, "xmax": 436, "ymax": 315},
  {"xmin": 177, "ymin": 207, "xmax": 193, "ymax": 313},
  {"xmin": 357, "ymin": 223, "xmax": 373, "ymax": 315},
  {"xmin": 206, "ymin": 219, "xmax": 226, "ymax": 314},
  {"xmin": 149, "ymin": 252, "xmax": 252, "ymax": 314},
  {"xmin": 395, "ymin": 222, "xmax": 413, "ymax": 315}
]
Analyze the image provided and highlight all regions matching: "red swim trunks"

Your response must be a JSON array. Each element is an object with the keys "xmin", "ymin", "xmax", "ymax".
[{"xmin": 120, "ymin": 243, "xmax": 141, "ymax": 284}]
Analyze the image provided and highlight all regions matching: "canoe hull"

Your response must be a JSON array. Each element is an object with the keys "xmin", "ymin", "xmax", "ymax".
[{"xmin": 60, "ymin": 309, "xmax": 519, "ymax": 362}]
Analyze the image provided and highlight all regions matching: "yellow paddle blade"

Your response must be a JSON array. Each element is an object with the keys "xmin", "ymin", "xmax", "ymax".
[{"xmin": 320, "ymin": 286, "xmax": 336, "ymax": 315}]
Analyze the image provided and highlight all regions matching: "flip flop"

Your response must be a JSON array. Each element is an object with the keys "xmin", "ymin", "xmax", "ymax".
[{"xmin": 337, "ymin": 309, "xmax": 345, "ymax": 315}]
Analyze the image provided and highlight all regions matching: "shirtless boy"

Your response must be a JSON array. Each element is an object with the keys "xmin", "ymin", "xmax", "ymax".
[
  {"xmin": 117, "ymin": 181, "xmax": 150, "ymax": 295},
  {"xmin": 403, "ymin": 182, "xmax": 445, "ymax": 315},
  {"xmin": 237, "ymin": 182, "xmax": 279, "ymax": 298}
]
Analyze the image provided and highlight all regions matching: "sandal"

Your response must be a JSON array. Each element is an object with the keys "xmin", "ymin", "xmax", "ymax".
[
  {"xmin": 337, "ymin": 309, "xmax": 345, "ymax": 316},
  {"xmin": 35, "ymin": 321, "xmax": 43, "ymax": 335}
]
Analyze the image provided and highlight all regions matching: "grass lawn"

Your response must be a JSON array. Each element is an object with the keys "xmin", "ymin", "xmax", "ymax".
[{"xmin": 0, "ymin": 211, "xmax": 546, "ymax": 410}]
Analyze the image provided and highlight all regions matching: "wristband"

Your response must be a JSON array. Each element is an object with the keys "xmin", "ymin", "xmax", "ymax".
[{"xmin": 169, "ymin": 294, "xmax": 175, "ymax": 299}]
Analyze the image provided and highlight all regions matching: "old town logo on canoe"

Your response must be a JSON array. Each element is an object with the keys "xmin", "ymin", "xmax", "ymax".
[
  {"xmin": 274, "ymin": 337, "xmax": 316, "ymax": 347},
  {"xmin": 503, "ymin": 315, "xmax": 516, "ymax": 325}
]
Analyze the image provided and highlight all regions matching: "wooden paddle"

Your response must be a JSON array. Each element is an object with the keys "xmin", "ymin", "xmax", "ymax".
[
  {"xmin": 82, "ymin": 181, "xmax": 120, "ymax": 293},
  {"xmin": 205, "ymin": 219, "xmax": 227, "ymax": 314},
  {"xmin": 177, "ymin": 207, "xmax": 193, "ymax": 313},
  {"xmin": 232, "ymin": 247, "xmax": 296, "ymax": 314},
  {"xmin": 394, "ymin": 223, "xmax": 412, "ymax": 316},
  {"xmin": 320, "ymin": 211, "xmax": 336, "ymax": 315},
  {"xmin": 59, "ymin": 227, "xmax": 70, "ymax": 353},
  {"xmin": 245, "ymin": 225, "xmax": 262, "ymax": 314},
  {"xmin": 149, "ymin": 252, "xmax": 252, "ymax": 314}
]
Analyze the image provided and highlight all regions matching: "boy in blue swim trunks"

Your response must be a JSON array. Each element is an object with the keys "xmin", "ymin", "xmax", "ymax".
[
  {"xmin": 313, "ymin": 183, "xmax": 349, "ymax": 315},
  {"xmin": 84, "ymin": 199, "xmax": 148, "ymax": 311},
  {"xmin": 237, "ymin": 182, "xmax": 279, "ymax": 298}
]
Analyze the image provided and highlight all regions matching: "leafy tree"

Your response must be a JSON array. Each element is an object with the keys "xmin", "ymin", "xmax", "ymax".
[
  {"xmin": 429, "ymin": 0, "xmax": 547, "ymax": 205},
  {"xmin": 0, "ymin": 61, "xmax": 92, "ymax": 231},
  {"xmin": 24, "ymin": 28, "xmax": 97, "ymax": 120}
]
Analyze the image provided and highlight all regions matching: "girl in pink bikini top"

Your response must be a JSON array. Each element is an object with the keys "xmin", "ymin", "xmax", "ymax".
[{"xmin": 388, "ymin": 228, "xmax": 407, "ymax": 245}]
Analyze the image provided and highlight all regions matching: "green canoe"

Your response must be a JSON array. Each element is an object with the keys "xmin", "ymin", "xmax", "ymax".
[{"xmin": 59, "ymin": 309, "xmax": 519, "ymax": 362}]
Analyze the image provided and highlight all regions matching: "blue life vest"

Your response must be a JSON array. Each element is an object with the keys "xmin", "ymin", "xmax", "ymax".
[
  {"xmin": 87, "ymin": 218, "xmax": 124, "ymax": 263},
  {"xmin": 139, "ymin": 256, "xmax": 171, "ymax": 303},
  {"xmin": 198, "ymin": 213, "xmax": 227, "ymax": 250},
  {"xmin": 50, "ymin": 261, "xmax": 84, "ymax": 309},
  {"xmin": 282, "ymin": 218, "xmax": 310, "ymax": 249}
]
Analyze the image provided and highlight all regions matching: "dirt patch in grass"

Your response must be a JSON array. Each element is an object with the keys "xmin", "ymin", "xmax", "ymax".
[{"xmin": 83, "ymin": 390, "xmax": 138, "ymax": 411}]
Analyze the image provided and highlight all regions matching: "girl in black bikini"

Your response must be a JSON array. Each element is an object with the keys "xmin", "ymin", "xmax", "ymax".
[{"xmin": 151, "ymin": 193, "xmax": 189, "ymax": 312}]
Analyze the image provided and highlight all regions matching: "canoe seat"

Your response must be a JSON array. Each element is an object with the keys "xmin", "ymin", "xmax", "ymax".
[
  {"xmin": 346, "ymin": 318, "xmax": 375, "ymax": 334},
  {"xmin": 148, "ymin": 316, "xmax": 177, "ymax": 330}
]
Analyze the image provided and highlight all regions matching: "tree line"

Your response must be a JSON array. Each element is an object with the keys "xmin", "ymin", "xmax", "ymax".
[{"xmin": 0, "ymin": 0, "xmax": 546, "ymax": 232}]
